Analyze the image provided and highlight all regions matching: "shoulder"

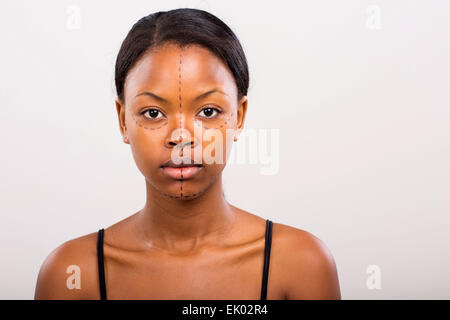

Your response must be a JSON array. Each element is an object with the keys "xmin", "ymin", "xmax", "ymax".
[
  {"xmin": 271, "ymin": 222, "xmax": 341, "ymax": 299},
  {"xmin": 34, "ymin": 231, "xmax": 101, "ymax": 300}
]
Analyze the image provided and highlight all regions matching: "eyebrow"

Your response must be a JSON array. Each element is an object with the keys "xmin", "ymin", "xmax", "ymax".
[
  {"xmin": 193, "ymin": 89, "xmax": 228, "ymax": 101},
  {"xmin": 134, "ymin": 91, "xmax": 168, "ymax": 103},
  {"xmin": 134, "ymin": 88, "xmax": 228, "ymax": 103}
]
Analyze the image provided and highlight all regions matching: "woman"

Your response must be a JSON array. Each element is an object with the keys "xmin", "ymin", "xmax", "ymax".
[{"xmin": 34, "ymin": 8, "xmax": 341, "ymax": 300}]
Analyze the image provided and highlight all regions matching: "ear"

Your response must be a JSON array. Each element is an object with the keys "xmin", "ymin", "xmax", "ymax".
[
  {"xmin": 115, "ymin": 99, "xmax": 129, "ymax": 144},
  {"xmin": 234, "ymin": 95, "xmax": 248, "ymax": 142}
]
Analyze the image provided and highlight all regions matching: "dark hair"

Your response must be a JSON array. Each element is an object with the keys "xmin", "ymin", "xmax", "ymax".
[{"xmin": 115, "ymin": 8, "xmax": 249, "ymax": 103}]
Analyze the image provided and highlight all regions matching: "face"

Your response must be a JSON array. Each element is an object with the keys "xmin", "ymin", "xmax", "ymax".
[{"xmin": 115, "ymin": 43, "xmax": 248, "ymax": 199}]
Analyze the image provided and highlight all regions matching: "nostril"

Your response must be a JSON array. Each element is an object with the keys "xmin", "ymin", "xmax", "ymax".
[{"xmin": 166, "ymin": 138, "xmax": 195, "ymax": 148}]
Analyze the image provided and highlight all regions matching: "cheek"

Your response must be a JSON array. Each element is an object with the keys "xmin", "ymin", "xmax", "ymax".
[
  {"xmin": 199, "ymin": 126, "xmax": 235, "ymax": 166},
  {"xmin": 202, "ymin": 109, "xmax": 235, "ymax": 130},
  {"xmin": 128, "ymin": 124, "xmax": 167, "ymax": 173}
]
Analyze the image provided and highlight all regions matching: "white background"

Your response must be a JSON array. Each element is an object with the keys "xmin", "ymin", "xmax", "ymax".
[{"xmin": 0, "ymin": 0, "xmax": 449, "ymax": 299}]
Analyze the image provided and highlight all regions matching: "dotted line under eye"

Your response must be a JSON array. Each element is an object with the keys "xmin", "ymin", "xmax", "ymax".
[
  {"xmin": 203, "ymin": 111, "xmax": 234, "ymax": 130},
  {"xmin": 131, "ymin": 110, "xmax": 234, "ymax": 131},
  {"xmin": 130, "ymin": 112, "xmax": 168, "ymax": 130}
]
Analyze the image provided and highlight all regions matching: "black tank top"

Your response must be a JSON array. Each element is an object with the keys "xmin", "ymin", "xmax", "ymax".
[{"xmin": 97, "ymin": 219, "xmax": 273, "ymax": 300}]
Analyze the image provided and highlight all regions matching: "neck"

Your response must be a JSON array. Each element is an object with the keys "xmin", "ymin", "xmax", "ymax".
[{"xmin": 136, "ymin": 174, "xmax": 236, "ymax": 251}]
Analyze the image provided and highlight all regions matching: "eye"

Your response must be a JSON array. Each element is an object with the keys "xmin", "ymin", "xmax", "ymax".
[
  {"xmin": 142, "ymin": 109, "xmax": 164, "ymax": 120},
  {"xmin": 198, "ymin": 107, "xmax": 221, "ymax": 118}
]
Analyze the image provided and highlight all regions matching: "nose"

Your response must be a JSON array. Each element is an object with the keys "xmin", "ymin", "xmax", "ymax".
[
  {"xmin": 166, "ymin": 133, "xmax": 193, "ymax": 148},
  {"xmin": 164, "ymin": 113, "xmax": 198, "ymax": 149}
]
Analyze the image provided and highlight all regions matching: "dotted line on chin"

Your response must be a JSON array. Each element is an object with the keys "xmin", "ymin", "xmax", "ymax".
[{"xmin": 160, "ymin": 189, "xmax": 204, "ymax": 199}]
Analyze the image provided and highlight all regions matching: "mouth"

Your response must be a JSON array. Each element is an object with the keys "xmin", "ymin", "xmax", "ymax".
[
  {"xmin": 160, "ymin": 160, "xmax": 203, "ymax": 180},
  {"xmin": 161, "ymin": 165, "xmax": 203, "ymax": 180},
  {"xmin": 160, "ymin": 159, "xmax": 203, "ymax": 168}
]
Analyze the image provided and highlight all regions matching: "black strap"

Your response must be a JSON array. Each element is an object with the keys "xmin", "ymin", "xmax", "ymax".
[
  {"xmin": 97, "ymin": 223, "xmax": 273, "ymax": 300},
  {"xmin": 96, "ymin": 228, "xmax": 107, "ymax": 300},
  {"xmin": 260, "ymin": 219, "xmax": 273, "ymax": 300}
]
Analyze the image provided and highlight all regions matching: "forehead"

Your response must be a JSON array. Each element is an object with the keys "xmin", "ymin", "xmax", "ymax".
[{"xmin": 124, "ymin": 43, "xmax": 237, "ymax": 102}]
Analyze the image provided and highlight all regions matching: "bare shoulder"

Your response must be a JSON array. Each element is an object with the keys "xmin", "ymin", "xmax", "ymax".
[
  {"xmin": 271, "ymin": 222, "xmax": 341, "ymax": 300},
  {"xmin": 34, "ymin": 232, "xmax": 100, "ymax": 300}
]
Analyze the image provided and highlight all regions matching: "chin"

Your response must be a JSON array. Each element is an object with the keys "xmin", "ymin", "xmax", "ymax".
[{"xmin": 151, "ymin": 179, "xmax": 206, "ymax": 200}]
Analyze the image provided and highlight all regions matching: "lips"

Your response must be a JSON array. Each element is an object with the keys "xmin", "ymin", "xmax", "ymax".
[
  {"xmin": 161, "ymin": 165, "xmax": 203, "ymax": 180},
  {"xmin": 160, "ymin": 159, "xmax": 203, "ymax": 180},
  {"xmin": 160, "ymin": 158, "xmax": 203, "ymax": 168}
]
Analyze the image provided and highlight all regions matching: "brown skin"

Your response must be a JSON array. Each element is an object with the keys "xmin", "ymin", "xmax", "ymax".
[{"xmin": 34, "ymin": 43, "xmax": 341, "ymax": 300}]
